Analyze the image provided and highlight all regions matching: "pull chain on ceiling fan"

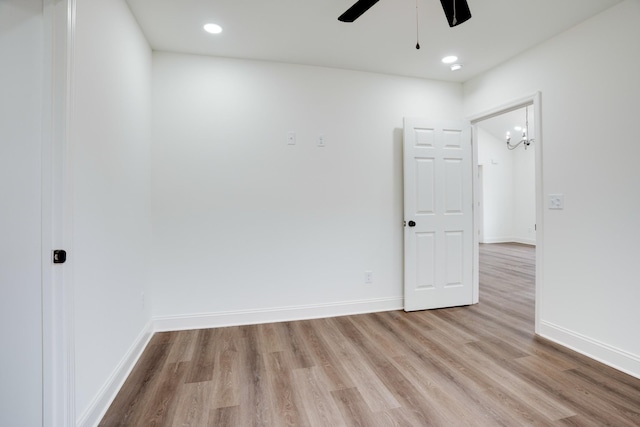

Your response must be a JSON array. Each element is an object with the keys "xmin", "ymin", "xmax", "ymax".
[{"xmin": 415, "ymin": 0, "xmax": 420, "ymax": 49}]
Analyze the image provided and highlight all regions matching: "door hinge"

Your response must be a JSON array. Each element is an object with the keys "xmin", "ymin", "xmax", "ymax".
[{"xmin": 52, "ymin": 249, "xmax": 67, "ymax": 264}]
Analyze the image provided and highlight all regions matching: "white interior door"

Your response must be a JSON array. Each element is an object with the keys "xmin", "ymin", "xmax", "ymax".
[
  {"xmin": 403, "ymin": 118, "xmax": 474, "ymax": 311},
  {"xmin": 1, "ymin": 1, "xmax": 44, "ymax": 425}
]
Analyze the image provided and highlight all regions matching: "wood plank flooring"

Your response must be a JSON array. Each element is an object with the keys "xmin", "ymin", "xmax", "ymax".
[{"xmin": 99, "ymin": 243, "xmax": 640, "ymax": 426}]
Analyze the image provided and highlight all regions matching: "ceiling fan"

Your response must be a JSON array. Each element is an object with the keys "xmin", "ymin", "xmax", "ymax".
[{"xmin": 338, "ymin": 0, "xmax": 472, "ymax": 27}]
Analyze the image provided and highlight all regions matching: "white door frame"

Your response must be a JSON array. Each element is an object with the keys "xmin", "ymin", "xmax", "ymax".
[
  {"xmin": 42, "ymin": 0, "xmax": 76, "ymax": 425},
  {"xmin": 477, "ymin": 164, "xmax": 484, "ymax": 244},
  {"xmin": 468, "ymin": 92, "xmax": 543, "ymax": 334}
]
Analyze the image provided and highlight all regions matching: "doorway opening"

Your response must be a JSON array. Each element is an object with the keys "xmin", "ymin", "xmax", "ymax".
[
  {"xmin": 476, "ymin": 106, "xmax": 536, "ymax": 246},
  {"xmin": 470, "ymin": 93, "xmax": 543, "ymax": 334}
]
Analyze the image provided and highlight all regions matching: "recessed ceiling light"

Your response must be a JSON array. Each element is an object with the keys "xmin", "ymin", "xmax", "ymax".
[
  {"xmin": 442, "ymin": 55, "xmax": 458, "ymax": 64},
  {"xmin": 450, "ymin": 64, "xmax": 462, "ymax": 71},
  {"xmin": 204, "ymin": 23, "xmax": 223, "ymax": 34},
  {"xmin": 514, "ymin": 126, "xmax": 522, "ymax": 131}
]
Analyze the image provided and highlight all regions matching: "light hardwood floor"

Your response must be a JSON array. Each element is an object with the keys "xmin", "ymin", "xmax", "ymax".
[{"xmin": 99, "ymin": 243, "xmax": 640, "ymax": 426}]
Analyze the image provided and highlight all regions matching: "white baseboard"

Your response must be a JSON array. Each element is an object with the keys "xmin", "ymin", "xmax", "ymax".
[
  {"xmin": 153, "ymin": 296, "xmax": 404, "ymax": 332},
  {"xmin": 77, "ymin": 320, "xmax": 155, "ymax": 427},
  {"xmin": 481, "ymin": 236, "xmax": 536, "ymax": 246},
  {"xmin": 512, "ymin": 237, "xmax": 536, "ymax": 246},
  {"xmin": 539, "ymin": 320, "xmax": 640, "ymax": 379},
  {"xmin": 481, "ymin": 236, "xmax": 515, "ymax": 244}
]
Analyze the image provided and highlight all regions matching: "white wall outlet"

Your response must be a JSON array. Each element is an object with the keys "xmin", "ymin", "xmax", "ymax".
[
  {"xmin": 317, "ymin": 135, "xmax": 325, "ymax": 147},
  {"xmin": 287, "ymin": 131, "xmax": 296, "ymax": 145},
  {"xmin": 364, "ymin": 271, "xmax": 373, "ymax": 284},
  {"xmin": 549, "ymin": 194, "xmax": 564, "ymax": 210}
]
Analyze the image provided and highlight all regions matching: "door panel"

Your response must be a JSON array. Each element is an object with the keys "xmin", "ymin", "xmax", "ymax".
[
  {"xmin": 416, "ymin": 232, "xmax": 436, "ymax": 289},
  {"xmin": 445, "ymin": 231, "xmax": 464, "ymax": 286},
  {"xmin": 444, "ymin": 159, "xmax": 463, "ymax": 212},
  {"xmin": 404, "ymin": 118, "xmax": 473, "ymax": 311},
  {"xmin": 416, "ymin": 159, "xmax": 435, "ymax": 213}
]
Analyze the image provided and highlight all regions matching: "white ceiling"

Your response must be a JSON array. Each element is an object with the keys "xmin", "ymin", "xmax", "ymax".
[{"xmin": 126, "ymin": 0, "xmax": 621, "ymax": 82}]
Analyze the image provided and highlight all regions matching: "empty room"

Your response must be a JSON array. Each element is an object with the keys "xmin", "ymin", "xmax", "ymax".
[{"xmin": 3, "ymin": 0, "xmax": 640, "ymax": 426}]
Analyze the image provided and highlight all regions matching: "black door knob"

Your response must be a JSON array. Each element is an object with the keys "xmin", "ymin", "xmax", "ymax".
[{"xmin": 408, "ymin": 221, "xmax": 416, "ymax": 227}]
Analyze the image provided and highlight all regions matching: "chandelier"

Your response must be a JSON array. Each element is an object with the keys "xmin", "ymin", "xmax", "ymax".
[{"xmin": 506, "ymin": 106, "xmax": 534, "ymax": 150}]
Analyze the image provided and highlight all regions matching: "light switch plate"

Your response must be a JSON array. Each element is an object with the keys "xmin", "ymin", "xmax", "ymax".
[{"xmin": 549, "ymin": 194, "xmax": 564, "ymax": 210}]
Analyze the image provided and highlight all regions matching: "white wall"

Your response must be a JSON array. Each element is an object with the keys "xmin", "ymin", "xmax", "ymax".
[
  {"xmin": 465, "ymin": 0, "xmax": 640, "ymax": 376},
  {"xmin": 477, "ymin": 127, "xmax": 514, "ymax": 242},
  {"xmin": 512, "ymin": 138, "xmax": 536, "ymax": 244},
  {"xmin": 0, "ymin": 1, "xmax": 43, "ymax": 425},
  {"xmin": 151, "ymin": 52, "xmax": 463, "ymax": 324},
  {"xmin": 71, "ymin": 0, "xmax": 152, "ymax": 422},
  {"xmin": 477, "ymin": 127, "xmax": 535, "ymax": 245}
]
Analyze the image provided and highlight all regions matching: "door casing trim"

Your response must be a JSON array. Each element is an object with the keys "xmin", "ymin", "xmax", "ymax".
[{"xmin": 467, "ymin": 91, "xmax": 543, "ymax": 334}]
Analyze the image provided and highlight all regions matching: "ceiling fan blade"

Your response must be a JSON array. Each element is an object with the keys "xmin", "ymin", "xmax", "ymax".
[
  {"xmin": 338, "ymin": 0, "xmax": 380, "ymax": 22},
  {"xmin": 440, "ymin": 0, "xmax": 472, "ymax": 27}
]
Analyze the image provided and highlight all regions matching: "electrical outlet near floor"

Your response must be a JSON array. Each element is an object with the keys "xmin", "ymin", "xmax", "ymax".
[
  {"xmin": 286, "ymin": 131, "xmax": 296, "ymax": 145},
  {"xmin": 364, "ymin": 271, "xmax": 373, "ymax": 284}
]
